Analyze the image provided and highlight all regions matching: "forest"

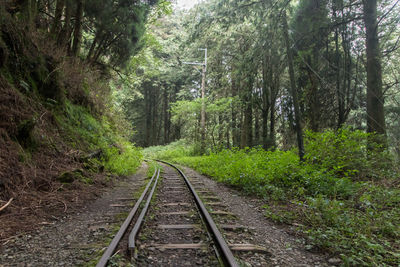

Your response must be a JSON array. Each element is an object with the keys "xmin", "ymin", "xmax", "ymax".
[{"xmin": 0, "ymin": 0, "xmax": 399, "ymax": 266}]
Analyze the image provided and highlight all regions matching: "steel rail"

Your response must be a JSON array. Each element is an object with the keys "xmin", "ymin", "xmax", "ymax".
[
  {"xmin": 128, "ymin": 168, "xmax": 160, "ymax": 252},
  {"xmin": 157, "ymin": 160, "xmax": 239, "ymax": 267},
  {"xmin": 96, "ymin": 168, "xmax": 159, "ymax": 267}
]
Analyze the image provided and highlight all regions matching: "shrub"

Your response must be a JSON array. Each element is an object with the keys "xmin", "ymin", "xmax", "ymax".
[
  {"xmin": 143, "ymin": 139, "xmax": 196, "ymax": 160},
  {"xmin": 102, "ymin": 141, "xmax": 142, "ymax": 176},
  {"xmin": 55, "ymin": 100, "xmax": 142, "ymax": 176},
  {"xmin": 304, "ymin": 128, "xmax": 393, "ymax": 180}
]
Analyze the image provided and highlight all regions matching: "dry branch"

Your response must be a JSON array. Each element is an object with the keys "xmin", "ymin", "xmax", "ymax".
[{"xmin": 0, "ymin": 198, "xmax": 14, "ymax": 212}]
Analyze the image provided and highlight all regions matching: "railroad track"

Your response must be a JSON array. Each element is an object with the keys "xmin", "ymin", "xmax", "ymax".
[{"xmin": 96, "ymin": 161, "xmax": 239, "ymax": 267}]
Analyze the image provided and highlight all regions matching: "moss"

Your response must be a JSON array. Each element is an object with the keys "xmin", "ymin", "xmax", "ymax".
[{"xmin": 57, "ymin": 169, "xmax": 88, "ymax": 183}]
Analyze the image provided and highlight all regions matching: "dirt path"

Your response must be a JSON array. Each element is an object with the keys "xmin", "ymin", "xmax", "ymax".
[{"xmin": 0, "ymin": 163, "xmax": 149, "ymax": 267}]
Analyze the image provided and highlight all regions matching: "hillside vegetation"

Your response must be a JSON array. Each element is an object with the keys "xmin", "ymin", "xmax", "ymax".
[{"xmin": 0, "ymin": 4, "xmax": 144, "ymax": 237}]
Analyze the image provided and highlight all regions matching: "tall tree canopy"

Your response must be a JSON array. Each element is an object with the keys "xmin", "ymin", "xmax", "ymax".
[{"xmin": 116, "ymin": 0, "xmax": 400, "ymax": 161}]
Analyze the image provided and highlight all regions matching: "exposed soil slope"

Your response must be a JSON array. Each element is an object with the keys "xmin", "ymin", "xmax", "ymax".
[{"xmin": 0, "ymin": 12, "xmax": 119, "ymax": 240}]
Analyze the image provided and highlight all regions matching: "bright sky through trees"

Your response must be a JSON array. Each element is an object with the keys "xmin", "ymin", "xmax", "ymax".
[{"xmin": 175, "ymin": 0, "xmax": 201, "ymax": 9}]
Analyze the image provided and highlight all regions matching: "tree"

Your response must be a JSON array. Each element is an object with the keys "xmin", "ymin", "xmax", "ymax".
[
  {"xmin": 283, "ymin": 10, "xmax": 305, "ymax": 161},
  {"xmin": 363, "ymin": 0, "xmax": 386, "ymax": 142},
  {"xmin": 71, "ymin": 0, "xmax": 84, "ymax": 56}
]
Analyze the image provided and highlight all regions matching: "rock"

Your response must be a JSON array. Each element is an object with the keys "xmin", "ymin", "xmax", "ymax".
[{"xmin": 327, "ymin": 258, "xmax": 342, "ymax": 265}]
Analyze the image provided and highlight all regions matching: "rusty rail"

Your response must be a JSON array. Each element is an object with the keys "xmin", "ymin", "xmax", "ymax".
[
  {"xmin": 128, "ymin": 168, "xmax": 160, "ymax": 252},
  {"xmin": 96, "ymin": 168, "xmax": 159, "ymax": 267},
  {"xmin": 157, "ymin": 160, "xmax": 239, "ymax": 267},
  {"xmin": 97, "ymin": 160, "xmax": 238, "ymax": 267}
]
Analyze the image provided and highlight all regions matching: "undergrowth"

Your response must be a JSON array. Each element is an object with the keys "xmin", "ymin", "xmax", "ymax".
[
  {"xmin": 55, "ymin": 100, "xmax": 142, "ymax": 176},
  {"xmin": 146, "ymin": 160, "xmax": 162, "ymax": 178},
  {"xmin": 143, "ymin": 129, "xmax": 400, "ymax": 266},
  {"xmin": 143, "ymin": 139, "xmax": 196, "ymax": 160}
]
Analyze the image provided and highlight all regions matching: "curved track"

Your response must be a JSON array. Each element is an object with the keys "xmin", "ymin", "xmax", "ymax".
[{"xmin": 97, "ymin": 161, "xmax": 238, "ymax": 267}]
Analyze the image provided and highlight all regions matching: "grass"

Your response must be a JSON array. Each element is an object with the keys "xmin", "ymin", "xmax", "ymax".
[
  {"xmin": 143, "ymin": 130, "xmax": 400, "ymax": 266},
  {"xmin": 55, "ymin": 100, "xmax": 142, "ymax": 177}
]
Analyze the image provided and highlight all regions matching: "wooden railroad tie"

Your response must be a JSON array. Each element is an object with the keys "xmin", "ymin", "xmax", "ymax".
[
  {"xmin": 210, "ymin": 210, "xmax": 235, "ymax": 216},
  {"xmin": 160, "ymin": 211, "xmax": 191, "ymax": 216},
  {"xmin": 220, "ymin": 224, "xmax": 246, "ymax": 231},
  {"xmin": 162, "ymin": 202, "xmax": 191, "ymax": 206},
  {"xmin": 110, "ymin": 204, "xmax": 131, "ymax": 207},
  {"xmin": 197, "ymin": 190, "xmax": 213, "ymax": 194},
  {"xmin": 164, "ymin": 187, "xmax": 185, "ymax": 190},
  {"xmin": 228, "ymin": 243, "xmax": 270, "ymax": 254},
  {"xmin": 157, "ymin": 224, "xmax": 200, "ymax": 229},
  {"xmin": 148, "ymin": 243, "xmax": 207, "ymax": 249},
  {"xmin": 205, "ymin": 202, "xmax": 225, "ymax": 207},
  {"xmin": 202, "ymin": 196, "xmax": 220, "ymax": 200},
  {"xmin": 145, "ymin": 243, "xmax": 269, "ymax": 253},
  {"xmin": 116, "ymin": 198, "xmax": 135, "ymax": 201}
]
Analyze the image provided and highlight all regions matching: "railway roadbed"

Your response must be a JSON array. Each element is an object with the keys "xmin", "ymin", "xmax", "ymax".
[
  {"xmin": 0, "ymin": 162, "xmax": 330, "ymax": 266},
  {"xmin": 134, "ymin": 164, "xmax": 220, "ymax": 266},
  {"xmin": 0, "ymin": 163, "xmax": 150, "ymax": 266}
]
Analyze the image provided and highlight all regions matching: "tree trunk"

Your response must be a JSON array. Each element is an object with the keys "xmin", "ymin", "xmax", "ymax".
[
  {"xmin": 262, "ymin": 54, "xmax": 270, "ymax": 150},
  {"xmin": 151, "ymin": 88, "xmax": 158, "ymax": 145},
  {"xmin": 87, "ymin": 32, "xmax": 101, "ymax": 60},
  {"xmin": 51, "ymin": 0, "xmax": 64, "ymax": 35},
  {"xmin": 363, "ymin": 0, "xmax": 386, "ymax": 141},
  {"xmin": 144, "ymin": 85, "xmax": 151, "ymax": 147},
  {"xmin": 57, "ymin": 0, "xmax": 72, "ymax": 49},
  {"xmin": 71, "ymin": 0, "xmax": 84, "ymax": 56},
  {"xmin": 283, "ymin": 11, "xmax": 305, "ymax": 161},
  {"xmin": 21, "ymin": 0, "xmax": 33, "ymax": 27},
  {"xmin": 334, "ymin": 24, "xmax": 345, "ymax": 128},
  {"xmin": 270, "ymin": 96, "xmax": 276, "ymax": 150},
  {"xmin": 241, "ymin": 82, "xmax": 253, "ymax": 148},
  {"xmin": 306, "ymin": 58, "xmax": 320, "ymax": 132},
  {"xmin": 163, "ymin": 88, "xmax": 169, "ymax": 145},
  {"xmin": 231, "ymin": 66, "xmax": 239, "ymax": 147},
  {"xmin": 254, "ymin": 107, "xmax": 260, "ymax": 146}
]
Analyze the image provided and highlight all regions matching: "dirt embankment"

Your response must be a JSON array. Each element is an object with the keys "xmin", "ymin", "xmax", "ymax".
[{"xmin": 0, "ymin": 11, "xmax": 113, "ymax": 240}]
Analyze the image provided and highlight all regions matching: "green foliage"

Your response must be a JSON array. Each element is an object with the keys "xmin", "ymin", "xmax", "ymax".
[
  {"xmin": 152, "ymin": 129, "xmax": 399, "ymax": 265},
  {"xmin": 143, "ymin": 139, "xmax": 196, "ymax": 160},
  {"xmin": 84, "ymin": 0, "xmax": 157, "ymax": 66},
  {"xmin": 303, "ymin": 186, "xmax": 400, "ymax": 266},
  {"xmin": 101, "ymin": 142, "xmax": 142, "ymax": 176},
  {"xmin": 55, "ymin": 100, "xmax": 142, "ymax": 176},
  {"xmin": 146, "ymin": 160, "xmax": 163, "ymax": 178},
  {"xmin": 170, "ymin": 97, "xmax": 238, "ymax": 151},
  {"xmin": 304, "ymin": 128, "xmax": 394, "ymax": 180},
  {"xmin": 172, "ymin": 148, "xmax": 361, "ymax": 200}
]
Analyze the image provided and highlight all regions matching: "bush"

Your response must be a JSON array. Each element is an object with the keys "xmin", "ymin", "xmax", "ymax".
[
  {"xmin": 55, "ymin": 100, "xmax": 142, "ymax": 176},
  {"xmin": 143, "ymin": 139, "xmax": 196, "ymax": 160},
  {"xmin": 304, "ymin": 128, "xmax": 393, "ymax": 180},
  {"xmin": 102, "ymin": 141, "xmax": 142, "ymax": 176}
]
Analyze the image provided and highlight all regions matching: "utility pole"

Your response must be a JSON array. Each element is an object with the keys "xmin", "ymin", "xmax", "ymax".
[{"xmin": 183, "ymin": 48, "xmax": 207, "ymax": 154}]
